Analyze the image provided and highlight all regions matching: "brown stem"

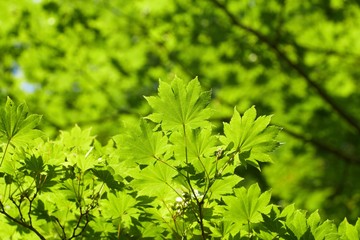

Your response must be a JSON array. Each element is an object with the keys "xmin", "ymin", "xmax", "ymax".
[{"xmin": 0, "ymin": 201, "xmax": 46, "ymax": 240}]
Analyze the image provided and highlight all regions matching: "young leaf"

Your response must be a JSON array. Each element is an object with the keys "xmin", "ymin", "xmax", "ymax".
[
  {"xmin": 102, "ymin": 191, "xmax": 138, "ymax": 221},
  {"xmin": 285, "ymin": 210, "xmax": 308, "ymax": 239},
  {"xmin": 170, "ymin": 127, "xmax": 218, "ymax": 161},
  {"xmin": 0, "ymin": 97, "xmax": 42, "ymax": 146},
  {"xmin": 131, "ymin": 162, "xmax": 178, "ymax": 197},
  {"xmin": 223, "ymin": 183, "xmax": 271, "ymax": 224},
  {"xmin": 60, "ymin": 125, "xmax": 94, "ymax": 150},
  {"xmin": 208, "ymin": 175, "xmax": 243, "ymax": 200},
  {"xmin": 338, "ymin": 218, "xmax": 359, "ymax": 240},
  {"xmin": 145, "ymin": 77, "xmax": 212, "ymax": 131},
  {"xmin": 307, "ymin": 210, "xmax": 321, "ymax": 233},
  {"xmin": 313, "ymin": 220, "xmax": 339, "ymax": 240},
  {"xmin": 115, "ymin": 119, "xmax": 169, "ymax": 165},
  {"xmin": 220, "ymin": 106, "xmax": 280, "ymax": 170}
]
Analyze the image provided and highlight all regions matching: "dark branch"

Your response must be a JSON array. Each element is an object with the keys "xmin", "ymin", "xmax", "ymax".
[
  {"xmin": 212, "ymin": 114, "xmax": 359, "ymax": 165},
  {"xmin": 0, "ymin": 201, "xmax": 46, "ymax": 240},
  {"xmin": 210, "ymin": 0, "xmax": 360, "ymax": 134},
  {"xmin": 280, "ymin": 127, "xmax": 359, "ymax": 164}
]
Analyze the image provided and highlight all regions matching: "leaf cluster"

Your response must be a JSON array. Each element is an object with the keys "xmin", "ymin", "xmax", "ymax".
[{"xmin": 0, "ymin": 78, "xmax": 359, "ymax": 239}]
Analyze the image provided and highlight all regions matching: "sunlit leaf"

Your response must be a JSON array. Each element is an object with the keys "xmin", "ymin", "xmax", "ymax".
[
  {"xmin": 286, "ymin": 210, "xmax": 308, "ymax": 239},
  {"xmin": 223, "ymin": 183, "xmax": 271, "ymax": 224},
  {"xmin": 220, "ymin": 106, "xmax": 280, "ymax": 169},
  {"xmin": 145, "ymin": 77, "xmax": 212, "ymax": 131},
  {"xmin": 0, "ymin": 97, "xmax": 43, "ymax": 167},
  {"xmin": 102, "ymin": 191, "xmax": 138, "ymax": 219},
  {"xmin": 115, "ymin": 119, "xmax": 169, "ymax": 165},
  {"xmin": 131, "ymin": 162, "xmax": 178, "ymax": 197},
  {"xmin": 60, "ymin": 125, "xmax": 94, "ymax": 150},
  {"xmin": 208, "ymin": 175, "xmax": 243, "ymax": 200},
  {"xmin": 338, "ymin": 218, "xmax": 359, "ymax": 240}
]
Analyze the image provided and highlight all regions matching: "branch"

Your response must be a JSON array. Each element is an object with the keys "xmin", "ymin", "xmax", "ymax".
[
  {"xmin": 0, "ymin": 201, "xmax": 46, "ymax": 240},
  {"xmin": 280, "ymin": 127, "xmax": 360, "ymax": 164},
  {"xmin": 54, "ymin": 216, "xmax": 67, "ymax": 239},
  {"xmin": 69, "ymin": 207, "xmax": 90, "ymax": 240},
  {"xmin": 212, "ymin": 114, "xmax": 359, "ymax": 165},
  {"xmin": 210, "ymin": 0, "xmax": 360, "ymax": 134}
]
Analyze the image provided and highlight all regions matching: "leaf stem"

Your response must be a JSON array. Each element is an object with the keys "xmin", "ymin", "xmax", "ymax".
[
  {"xmin": 182, "ymin": 124, "xmax": 206, "ymax": 239},
  {"xmin": 0, "ymin": 139, "xmax": 11, "ymax": 167}
]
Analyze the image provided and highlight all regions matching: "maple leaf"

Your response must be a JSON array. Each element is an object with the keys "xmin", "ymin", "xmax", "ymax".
[
  {"xmin": 114, "ymin": 119, "xmax": 170, "ymax": 165},
  {"xmin": 223, "ymin": 183, "xmax": 271, "ymax": 224},
  {"xmin": 0, "ymin": 97, "xmax": 43, "ymax": 167},
  {"xmin": 145, "ymin": 77, "xmax": 212, "ymax": 131},
  {"xmin": 219, "ymin": 106, "xmax": 280, "ymax": 169}
]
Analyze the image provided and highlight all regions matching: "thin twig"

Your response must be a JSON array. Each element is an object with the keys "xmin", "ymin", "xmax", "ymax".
[
  {"xmin": 281, "ymin": 127, "xmax": 359, "ymax": 164},
  {"xmin": 0, "ymin": 201, "xmax": 46, "ymax": 240}
]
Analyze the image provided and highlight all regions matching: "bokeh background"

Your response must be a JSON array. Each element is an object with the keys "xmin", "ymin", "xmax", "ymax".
[{"xmin": 1, "ymin": 0, "xmax": 360, "ymax": 223}]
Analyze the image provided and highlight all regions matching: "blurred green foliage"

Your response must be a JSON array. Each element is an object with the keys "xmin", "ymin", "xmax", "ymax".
[{"xmin": 1, "ymin": 0, "xmax": 360, "ymax": 223}]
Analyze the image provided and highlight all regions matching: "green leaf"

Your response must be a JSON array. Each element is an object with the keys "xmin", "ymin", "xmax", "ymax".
[
  {"xmin": 261, "ymin": 206, "xmax": 286, "ymax": 237},
  {"xmin": 145, "ymin": 77, "xmax": 212, "ymax": 131},
  {"xmin": 0, "ymin": 97, "xmax": 42, "ymax": 146},
  {"xmin": 131, "ymin": 162, "xmax": 178, "ymax": 197},
  {"xmin": 209, "ymin": 220, "xmax": 238, "ymax": 238},
  {"xmin": 208, "ymin": 175, "xmax": 243, "ymax": 200},
  {"xmin": 313, "ymin": 220, "xmax": 339, "ymax": 240},
  {"xmin": 139, "ymin": 222, "xmax": 164, "ymax": 239},
  {"xmin": 280, "ymin": 203, "xmax": 296, "ymax": 219},
  {"xmin": 60, "ymin": 125, "xmax": 94, "ymax": 150},
  {"xmin": 307, "ymin": 210, "xmax": 321, "ymax": 233},
  {"xmin": 220, "ymin": 106, "xmax": 280, "ymax": 170},
  {"xmin": 170, "ymin": 127, "xmax": 218, "ymax": 177},
  {"xmin": 90, "ymin": 217, "xmax": 117, "ymax": 236},
  {"xmin": 92, "ymin": 168, "xmax": 123, "ymax": 190},
  {"xmin": 75, "ymin": 150, "xmax": 98, "ymax": 173},
  {"xmin": 22, "ymin": 155, "xmax": 45, "ymax": 174},
  {"xmin": 115, "ymin": 119, "xmax": 169, "ymax": 165},
  {"xmin": 355, "ymin": 218, "xmax": 360, "ymax": 237},
  {"xmin": 102, "ymin": 191, "xmax": 138, "ymax": 219},
  {"xmin": 171, "ymin": 127, "xmax": 217, "ymax": 160},
  {"xmin": 286, "ymin": 210, "xmax": 308, "ymax": 239},
  {"xmin": 338, "ymin": 218, "xmax": 359, "ymax": 240},
  {"xmin": 223, "ymin": 183, "xmax": 271, "ymax": 224}
]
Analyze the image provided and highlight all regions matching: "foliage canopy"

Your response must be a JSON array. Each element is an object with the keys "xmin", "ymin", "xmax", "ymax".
[
  {"xmin": 1, "ymin": 0, "xmax": 360, "ymax": 228},
  {"xmin": 1, "ymin": 78, "xmax": 359, "ymax": 239}
]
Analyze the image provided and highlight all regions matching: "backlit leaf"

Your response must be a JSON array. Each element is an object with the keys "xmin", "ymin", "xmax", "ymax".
[
  {"xmin": 223, "ymin": 183, "xmax": 271, "ymax": 224},
  {"xmin": 131, "ymin": 162, "xmax": 178, "ymax": 197},
  {"xmin": 338, "ymin": 218, "xmax": 359, "ymax": 240},
  {"xmin": 115, "ymin": 119, "xmax": 169, "ymax": 165},
  {"xmin": 286, "ymin": 210, "xmax": 308, "ymax": 239},
  {"xmin": 145, "ymin": 77, "xmax": 212, "ymax": 131},
  {"xmin": 220, "ymin": 106, "xmax": 280, "ymax": 169},
  {"xmin": 0, "ymin": 97, "xmax": 42, "ymax": 146}
]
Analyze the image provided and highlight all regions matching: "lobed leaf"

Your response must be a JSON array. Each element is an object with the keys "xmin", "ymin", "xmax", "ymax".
[
  {"xmin": 338, "ymin": 218, "xmax": 359, "ymax": 240},
  {"xmin": 131, "ymin": 162, "xmax": 178, "ymax": 197},
  {"xmin": 220, "ymin": 106, "xmax": 280, "ymax": 170},
  {"xmin": 145, "ymin": 77, "xmax": 212, "ymax": 131},
  {"xmin": 223, "ymin": 183, "xmax": 271, "ymax": 224},
  {"xmin": 102, "ymin": 191, "xmax": 138, "ymax": 220},
  {"xmin": 286, "ymin": 210, "xmax": 308, "ymax": 239},
  {"xmin": 0, "ymin": 97, "xmax": 42, "ymax": 147},
  {"xmin": 208, "ymin": 174, "xmax": 243, "ymax": 200},
  {"xmin": 115, "ymin": 119, "xmax": 169, "ymax": 165}
]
